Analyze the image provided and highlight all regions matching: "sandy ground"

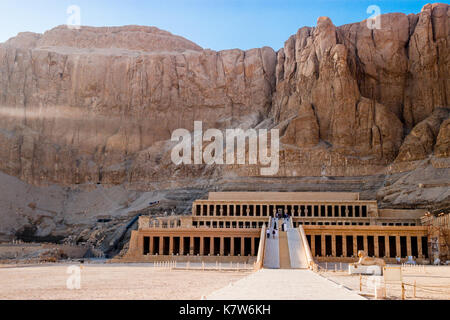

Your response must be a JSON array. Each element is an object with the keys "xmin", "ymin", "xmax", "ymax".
[
  {"xmin": 2, "ymin": 261, "xmax": 448, "ymax": 300},
  {"xmin": 319, "ymin": 264, "xmax": 450, "ymax": 300},
  {"xmin": 0, "ymin": 263, "xmax": 250, "ymax": 300}
]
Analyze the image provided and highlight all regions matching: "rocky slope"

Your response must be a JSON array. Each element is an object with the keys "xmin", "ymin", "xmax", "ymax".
[{"xmin": 0, "ymin": 3, "xmax": 448, "ymax": 250}]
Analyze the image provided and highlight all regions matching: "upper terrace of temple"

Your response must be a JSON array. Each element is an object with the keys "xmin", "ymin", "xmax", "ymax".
[
  {"xmin": 207, "ymin": 192, "xmax": 360, "ymax": 201},
  {"xmin": 137, "ymin": 192, "xmax": 425, "ymax": 229}
]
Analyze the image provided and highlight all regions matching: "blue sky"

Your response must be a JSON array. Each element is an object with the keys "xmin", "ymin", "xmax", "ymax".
[{"xmin": 0, "ymin": 0, "xmax": 441, "ymax": 50}]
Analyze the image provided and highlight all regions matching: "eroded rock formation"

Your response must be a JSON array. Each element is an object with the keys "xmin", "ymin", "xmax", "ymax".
[
  {"xmin": 0, "ymin": 25, "xmax": 277, "ymax": 185},
  {"xmin": 0, "ymin": 4, "xmax": 448, "ymax": 247}
]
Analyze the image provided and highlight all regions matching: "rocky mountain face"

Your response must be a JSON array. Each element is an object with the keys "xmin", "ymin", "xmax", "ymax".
[{"xmin": 0, "ymin": 3, "xmax": 448, "ymax": 249}]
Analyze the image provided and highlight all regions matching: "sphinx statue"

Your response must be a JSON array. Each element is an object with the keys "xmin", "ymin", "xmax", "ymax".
[{"xmin": 354, "ymin": 250, "xmax": 386, "ymax": 267}]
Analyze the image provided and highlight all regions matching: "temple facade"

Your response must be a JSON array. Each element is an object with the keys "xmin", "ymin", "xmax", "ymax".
[{"xmin": 123, "ymin": 192, "xmax": 431, "ymax": 264}]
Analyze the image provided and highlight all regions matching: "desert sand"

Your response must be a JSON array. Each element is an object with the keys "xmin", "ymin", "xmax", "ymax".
[
  {"xmin": 1, "ymin": 262, "xmax": 449, "ymax": 300},
  {"xmin": 0, "ymin": 263, "xmax": 250, "ymax": 300},
  {"xmin": 319, "ymin": 263, "xmax": 450, "ymax": 300}
]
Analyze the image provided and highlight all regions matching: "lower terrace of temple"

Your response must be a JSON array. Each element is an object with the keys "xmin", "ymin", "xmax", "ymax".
[{"xmin": 124, "ymin": 192, "xmax": 432, "ymax": 263}]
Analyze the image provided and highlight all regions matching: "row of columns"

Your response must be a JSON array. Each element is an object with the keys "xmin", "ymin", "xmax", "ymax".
[
  {"xmin": 143, "ymin": 236, "xmax": 259, "ymax": 256},
  {"xmin": 195, "ymin": 203, "xmax": 368, "ymax": 218},
  {"xmin": 148, "ymin": 219, "xmax": 181, "ymax": 228},
  {"xmin": 295, "ymin": 221, "xmax": 370, "ymax": 226},
  {"xmin": 309, "ymin": 234, "xmax": 428, "ymax": 258},
  {"xmin": 193, "ymin": 220, "xmax": 266, "ymax": 228}
]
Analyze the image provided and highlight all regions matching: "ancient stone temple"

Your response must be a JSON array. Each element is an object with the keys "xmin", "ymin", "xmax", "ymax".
[{"xmin": 123, "ymin": 192, "xmax": 433, "ymax": 267}]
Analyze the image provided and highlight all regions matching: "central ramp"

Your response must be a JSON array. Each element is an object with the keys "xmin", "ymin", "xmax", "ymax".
[
  {"xmin": 287, "ymin": 229, "xmax": 309, "ymax": 269},
  {"xmin": 278, "ymin": 231, "xmax": 291, "ymax": 269},
  {"xmin": 262, "ymin": 219, "xmax": 312, "ymax": 269},
  {"xmin": 263, "ymin": 236, "xmax": 280, "ymax": 269},
  {"xmin": 207, "ymin": 269, "xmax": 366, "ymax": 300}
]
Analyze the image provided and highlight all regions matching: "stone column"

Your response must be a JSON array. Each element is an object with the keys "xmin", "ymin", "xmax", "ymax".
[
  {"xmin": 374, "ymin": 236, "xmax": 380, "ymax": 257},
  {"xmin": 418, "ymin": 236, "xmax": 423, "ymax": 258},
  {"xmin": 385, "ymin": 235, "xmax": 390, "ymax": 258},
  {"xmin": 331, "ymin": 234, "xmax": 336, "ymax": 257},
  {"xmin": 353, "ymin": 235, "xmax": 358, "ymax": 257},
  {"xmin": 220, "ymin": 237, "xmax": 224, "ymax": 256},
  {"xmin": 342, "ymin": 235, "xmax": 347, "ymax": 257},
  {"xmin": 406, "ymin": 236, "xmax": 412, "ymax": 257},
  {"xmin": 210, "ymin": 237, "xmax": 215, "ymax": 256},
  {"xmin": 190, "ymin": 236, "xmax": 194, "ymax": 255},
  {"xmin": 251, "ymin": 237, "xmax": 256, "ymax": 256},
  {"xmin": 150, "ymin": 236, "xmax": 154, "ymax": 255},
  {"xmin": 396, "ymin": 236, "xmax": 401, "ymax": 258},
  {"xmin": 321, "ymin": 235, "xmax": 326, "ymax": 257},
  {"xmin": 159, "ymin": 237, "xmax": 164, "ymax": 255},
  {"xmin": 200, "ymin": 237, "xmax": 205, "ymax": 256},
  {"xmin": 169, "ymin": 237, "xmax": 174, "ymax": 255},
  {"xmin": 180, "ymin": 237, "xmax": 184, "ymax": 255},
  {"xmin": 230, "ymin": 237, "xmax": 235, "ymax": 256},
  {"xmin": 199, "ymin": 204, "xmax": 203, "ymax": 216},
  {"xmin": 207, "ymin": 204, "xmax": 210, "ymax": 216},
  {"xmin": 363, "ymin": 235, "xmax": 368, "ymax": 255},
  {"xmin": 241, "ymin": 237, "xmax": 245, "ymax": 256}
]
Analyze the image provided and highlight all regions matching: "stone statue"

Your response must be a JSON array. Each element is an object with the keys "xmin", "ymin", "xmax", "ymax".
[{"xmin": 354, "ymin": 250, "xmax": 386, "ymax": 267}]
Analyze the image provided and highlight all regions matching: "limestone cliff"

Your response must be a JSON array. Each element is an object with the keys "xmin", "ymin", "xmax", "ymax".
[
  {"xmin": 0, "ymin": 4, "xmax": 448, "ymax": 248},
  {"xmin": 0, "ymin": 25, "xmax": 276, "ymax": 185}
]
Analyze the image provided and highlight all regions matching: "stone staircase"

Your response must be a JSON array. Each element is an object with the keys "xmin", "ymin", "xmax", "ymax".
[
  {"xmin": 263, "ymin": 219, "xmax": 280, "ymax": 269},
  {"xmin": 278, "ymin": 231, "xmax": 291, "ymax": 269},
  {"xmin": 263, "ymin": 218, "xmax": 310, "ymax": 269},
  {"xmin": 287, "ymin": 228, "xmax": 309, "ymax": 269}
]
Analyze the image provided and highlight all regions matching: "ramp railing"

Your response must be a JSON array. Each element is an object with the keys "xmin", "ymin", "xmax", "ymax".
[
  {"xmin": 254, "ymin": 216, "xmax": 271, "ymax": 270},
  {"xmin": 298, "ymin": 225, "xmax": 317, "ymax": 270}
]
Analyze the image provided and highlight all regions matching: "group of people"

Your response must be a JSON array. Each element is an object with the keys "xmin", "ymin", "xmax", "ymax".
[{"xmin": 266, "ymin": 211, "xmax": 291, "ymax": 239}]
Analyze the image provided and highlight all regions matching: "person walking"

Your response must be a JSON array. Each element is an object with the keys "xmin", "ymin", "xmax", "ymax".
[
  {"xmin": 266, "ymin": 228, "xmax": 271, "ymax": 239},
  {"xmin": 272, "ymin": 229, "xmax": 276, "ymax": 239}
]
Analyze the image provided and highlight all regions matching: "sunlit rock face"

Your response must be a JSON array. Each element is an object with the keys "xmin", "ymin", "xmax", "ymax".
[
  {"xmin": 0, "ymin": 25, "xmax": 277, "ymax": 185},
  {"xmin": 0, "ymin": 5, "xmax": 448, "ymax": 245},
  {"xmin": 0, "ymin": 5, "xmax": 448, "ymax": 187},
  {"xmin": 273, "ymin": 3, "xmax": 449, "ymax": 164}
]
